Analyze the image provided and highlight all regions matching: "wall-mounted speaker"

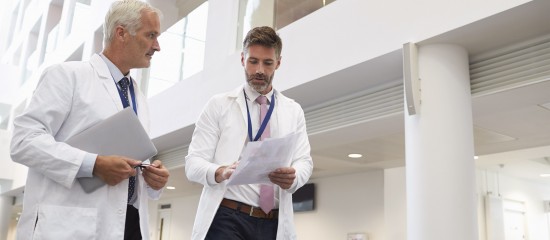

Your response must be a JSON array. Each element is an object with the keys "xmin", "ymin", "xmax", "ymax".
[{"xmin": 403, "ymin": 42, "xmax": 420, "ymax": 115}]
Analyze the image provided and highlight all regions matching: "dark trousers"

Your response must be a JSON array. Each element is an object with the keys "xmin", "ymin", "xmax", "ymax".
[
  {"xmin": 124, "ymin": 205, "xmax": 142, "ymax": 240},
  {"xmin": 205, "ymin": 205, "xmax": 278, "ymax": 240}
]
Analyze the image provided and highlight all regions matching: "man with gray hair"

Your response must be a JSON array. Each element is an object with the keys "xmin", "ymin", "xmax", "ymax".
[{"xmin": 10, "ymin": 1, "xmax": 169, "ymax": 239}]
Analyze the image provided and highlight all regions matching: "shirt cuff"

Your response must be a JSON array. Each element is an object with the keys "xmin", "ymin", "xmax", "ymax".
[
  {"xmin": 147, "ymin": 184, "xmax": 163, "ymax": 200},
  {"xmin": 206, "ymin": 165, "xmax": 219, "ymax": 186},
  {"xmin": 76, "ymin": 153, "xmax": 97, "ymax": 178}
]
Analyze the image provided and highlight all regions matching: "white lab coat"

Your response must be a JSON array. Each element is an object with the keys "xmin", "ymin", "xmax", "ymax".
[
  {"xmin": 10, "ymin": 54, "xmax": 158, "ymax": 240},
  {"xmin": 185, "ymin": 85, "xmax": 313, "ymax": 240}
]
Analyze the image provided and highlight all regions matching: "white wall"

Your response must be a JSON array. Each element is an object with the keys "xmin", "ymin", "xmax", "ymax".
[
  {"xmin": 148, "ymin": 194, "xmax": 201, "ymax": 240},
  {"xmin": 148, "ymin": 170, "xmax": 386, "ymax": 240},
  {"xmin": 0, "ymin": 130, "xmax": 12, "ymax": 180},
  {"xmin": 473, "ymin": 169, "xmax": 550, "ymax": 240},
  {"xmin": 488, "ymin": 172, "xmax": 550, "ymax": 240},
  {"xmin": 146, "ymin": 167, "xmax": 550, "ymax": 240},
  {"xmin": 295, "ymin": 171, "xmax": 385, "ymax": 240},
  {"xmin": 0, "ymin": 130, "xmax": 27, "ymax": 188},
  {"xmin": 382, "ymin": 168, "xmax": 550, "ymax": 240}
]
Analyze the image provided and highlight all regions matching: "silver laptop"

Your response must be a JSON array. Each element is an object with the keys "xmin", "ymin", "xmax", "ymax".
[{"xmin": 66, "ymin": 107, "xmax": 158, "ymax": 193}]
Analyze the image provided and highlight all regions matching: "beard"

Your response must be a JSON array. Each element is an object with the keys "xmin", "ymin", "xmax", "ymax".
[{"xmin": 246, "ymin": 71, "xmax": 274, "ymax": 94}]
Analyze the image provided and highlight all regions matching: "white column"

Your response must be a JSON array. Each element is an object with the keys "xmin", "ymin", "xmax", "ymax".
[
  {"xmin": 203, "ymin": 0, "xmax": 241, "ymax": 68},
  {"xmin": 405, "ymin": 44, "xmax": 478, "ymax": 240}
]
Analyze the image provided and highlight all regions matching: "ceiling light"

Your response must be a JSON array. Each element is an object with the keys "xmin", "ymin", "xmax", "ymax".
[
  {"xmin": 348, "ymin": 154, "xmax": 362, "ymax": 158},
  {"xmin": 166, "ymin": 186, "xmax": 176, "ymax": 190},
  {"xmin": 540, "ymin": 174, "xmax": 550, "ymax": 178},
  {"xmin": 474, "ymin": 156, "xmax": 479, "ymax": 160}
]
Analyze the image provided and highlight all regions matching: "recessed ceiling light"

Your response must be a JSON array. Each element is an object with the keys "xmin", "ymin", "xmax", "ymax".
[
  {"xmin": 166, "ymin": 186, "xmax": 176, "ymax": 190},
  {"xmin": 348, "ymin": 153, "xmax": 362, "ymax": 158},
  {"xmin": 474, "ymin": 156, "xmax": 479, "ymax": 160},
  {"xmin": 540, "ymin": 174, "xmax": 550, "ymax": 178}
]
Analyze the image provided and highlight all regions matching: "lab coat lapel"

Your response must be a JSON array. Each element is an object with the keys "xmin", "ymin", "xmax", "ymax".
[
  {"xmin": 273, "ymin": 90, "xmax": 282, "ymax": 138},
  {"xmin": 102, "ymin": 80, "xmax": 124, "ymax": 111},
  {"xmin": 132, "ymin": 78, "xmax": 151, "ymax": 131},
  {"xmin": 90, "ymin": 54, "xmax": 124, "ymax": 111},
  {"xmin": 232, "ymin": 86, "xmax": 248, "ymax": 126},
  {"xmin": 232, "ymin": 86, "xmax": 250, "ymax": 158}
]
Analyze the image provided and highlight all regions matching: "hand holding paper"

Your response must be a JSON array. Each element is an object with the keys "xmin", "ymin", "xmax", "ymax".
[
  {"xmin": 268, "ymin": 167, "xmax": 296, "ymax": 189},
  {"xmin": 215, "ymin": 161, "xmax": 239, "ymax": 183},
  {"xmin": 227, "ymin": 132, "xmax": 299, "ymax": 186}
]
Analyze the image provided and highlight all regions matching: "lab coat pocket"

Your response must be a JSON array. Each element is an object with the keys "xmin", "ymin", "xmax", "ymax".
[{"xmin": 33, "ymin": 204, "xmax": 97, "ymax": 240}]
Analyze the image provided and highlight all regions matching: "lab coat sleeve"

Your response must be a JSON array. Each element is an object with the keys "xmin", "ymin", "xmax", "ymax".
[
  {"xmin": 185, "ymin": 97, "xmax": 223, "ymax": 187},
  {"xmin": 285, "ymin": 104, "xmax": 313, "ymax": 194},
  {"xmin": 10, "ymin": 64, "xmax": 89, "ymax": 188}
]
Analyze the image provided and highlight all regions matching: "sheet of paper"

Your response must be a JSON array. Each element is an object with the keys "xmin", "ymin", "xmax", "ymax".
[{"xmin": 227, "ymin": 132, "xmax": 299, "ymax": 186}]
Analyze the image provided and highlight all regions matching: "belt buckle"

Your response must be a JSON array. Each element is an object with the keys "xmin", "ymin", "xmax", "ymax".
[{"xmin": 249, "ymin": 206, "xmax": 254, "ymax": 216}]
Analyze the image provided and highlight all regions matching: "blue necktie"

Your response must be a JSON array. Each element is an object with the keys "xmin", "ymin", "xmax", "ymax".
[{"xmin": 119, "ymin": 77, "xmax": 136, "ymax": 203}]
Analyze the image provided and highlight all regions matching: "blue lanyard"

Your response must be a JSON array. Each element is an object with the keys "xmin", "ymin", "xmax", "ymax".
[
  {"xmin": 114, "ymin": 78, "xmax": 137, "ymax": 114},
  {"xmin": 243, "ymin": 89, "xmax": 275, "ymax": 142}
]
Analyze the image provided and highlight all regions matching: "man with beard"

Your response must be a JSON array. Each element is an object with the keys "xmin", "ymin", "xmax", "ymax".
[{"xmin": 185, "ymin": 26, "xmax": 313, "ymax": 240}]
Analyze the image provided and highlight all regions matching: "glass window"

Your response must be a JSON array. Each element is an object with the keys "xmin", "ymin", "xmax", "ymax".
[
  {"xmin": 69, "ymin": 0, "xmax": 91, "ymax": 37},
  {"xmin": 238, "ymin": 0, "xmax": 276, "ymax": 48},
  {"xmin": 0, "ymin": 103, "xmax": 11, "ymax": 130},
  {"xmin": 45, "ymin": 24, "xmax": 59, "ymax": 62},
  {"xmin": 275, "ymin": 0, "xmax": 337, "ymax": 29},
  {"xmin": 6, "ymin": 2, "xmax": 20, "ymax": 48},
  {"xmin": 147, "ymin": 2, "xmax": 208, "ymax": 98},
  {"xmin": 236, "ymin": 0, "xmax": 337, "ymax": 50},
  {"xmin": 22, "ymin": 20, "xmax": 41, "ymax": 84}
]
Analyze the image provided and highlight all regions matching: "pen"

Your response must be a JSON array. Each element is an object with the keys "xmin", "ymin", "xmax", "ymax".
[{"xmin": 136, "ymin": 163, "xmax": 151, "ymax": 169}]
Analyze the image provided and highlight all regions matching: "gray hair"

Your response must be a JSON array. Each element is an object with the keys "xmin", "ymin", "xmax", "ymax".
[{"xmin": 103, "ymin": 0, "xmax": 162, "ymax": 48}]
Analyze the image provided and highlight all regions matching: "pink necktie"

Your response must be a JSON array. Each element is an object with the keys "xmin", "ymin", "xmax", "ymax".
[{"xmin": 256, "ymin": 95, "xmax": 274, "ymax": 214}]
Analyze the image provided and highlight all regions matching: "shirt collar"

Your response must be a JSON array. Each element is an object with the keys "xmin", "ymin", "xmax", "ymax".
[
  {"xmin": 244, "ymin": 83, "xmax": 274, "ymax": 103},
  {"xmin": 99, "ymin": 53, "xmax": 130, "ymax": 83}
]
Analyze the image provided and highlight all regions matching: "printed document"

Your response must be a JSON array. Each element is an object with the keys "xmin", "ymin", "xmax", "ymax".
[{"xmin": 227, "ymin": 132, "xmax": 299, "ymax": 186}]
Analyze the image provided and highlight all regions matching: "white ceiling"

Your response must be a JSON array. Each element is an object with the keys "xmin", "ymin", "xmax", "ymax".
[
  {"xmin": 294, "ymin": 0, "xmax": 550, "ymax": 186},
  {"xmin": 158, "ymin": 0, "xmax": 550, "ymax": 198}
]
